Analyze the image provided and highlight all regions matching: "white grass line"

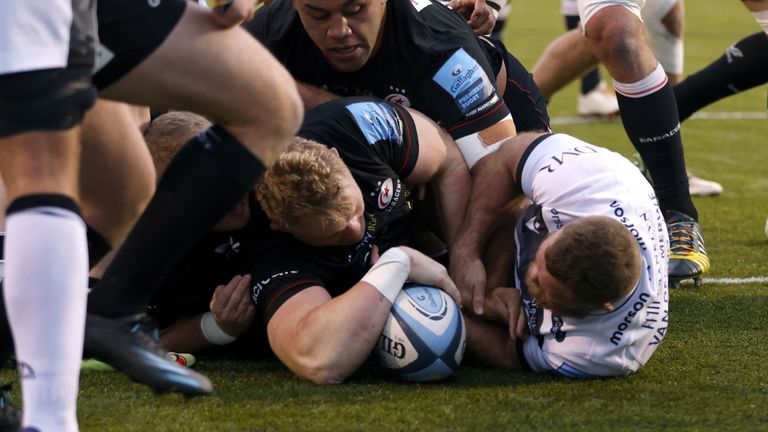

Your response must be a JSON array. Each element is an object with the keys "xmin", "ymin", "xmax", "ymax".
[
  {"xmin": 689, "ymin": 111, "xmax": 767, "ymax": 120},
  {"xmin": 551, "ymin": 111, "xmax": 767, "ymax": 125},
  {"xmin": 679, "ymin": 276, "xmax": 768, "ymax": 285}
]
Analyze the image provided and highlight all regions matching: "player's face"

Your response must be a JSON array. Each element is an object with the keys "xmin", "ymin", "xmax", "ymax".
[
  {"xmin": 294, "ymin": 0, "xmax": 387, "ymax": 72},
  {"xmin": 288, "ymin": 173, "xmax": 367, "ymax": 247},
  {"xmin": 525, "ymin": 230, "xmax": 573, "ymax": 316}
]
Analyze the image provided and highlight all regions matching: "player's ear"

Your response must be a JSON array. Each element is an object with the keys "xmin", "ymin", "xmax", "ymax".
[{"xmin": 269, "ymin": 221, "xmax": 287, "ymax": 232}]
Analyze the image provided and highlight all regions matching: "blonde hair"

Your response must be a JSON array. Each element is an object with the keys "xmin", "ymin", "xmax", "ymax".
[
  {"xmin": 144, "ymin": 111, "xmax": 211, "ymax": 175},
  {"xmin": 257, "ymin": 137, "xmax": 356, "ymax": 229}
]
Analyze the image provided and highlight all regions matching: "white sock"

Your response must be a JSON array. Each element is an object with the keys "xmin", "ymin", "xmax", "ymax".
[
  {"xmin": 4, "ymin": 201, "xmax": 88, "ymax": 432},
  {"xmin": 753, "ymin": 10, "xmax": 768, "ymax": 36}
]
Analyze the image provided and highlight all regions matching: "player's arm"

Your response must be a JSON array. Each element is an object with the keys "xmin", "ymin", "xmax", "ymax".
[
  {"xmin": 450, "ymin": 133, "xmax": 533, "ymax": 314},
  {"xmin": 160, "ymin": 274, "xmax": 256, "ymax": 352},
  {"xmin": 402, "ymin": 108, "xmax": 473, "ymax": 246},
  {"xmin": 267, "ymin": 247, "xmax": 458, "ymax": 384}
]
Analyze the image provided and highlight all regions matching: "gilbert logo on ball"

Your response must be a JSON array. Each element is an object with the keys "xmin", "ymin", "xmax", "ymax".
[{"xmin": 376, "ymin": 284, "xmax": 466, "ymax": 382}]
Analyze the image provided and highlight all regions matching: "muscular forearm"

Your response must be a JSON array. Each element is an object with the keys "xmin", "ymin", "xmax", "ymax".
[
  {"xmin": 455, "ymin": 149, "xmax": 518, "ymax": 257},
  {"xmin": 433, "ymin": 138, "xmax": 472, "ymax": 246},
  {"xmin": 270, "ymin": 284, "xmax": 393, "ymax": 384}
]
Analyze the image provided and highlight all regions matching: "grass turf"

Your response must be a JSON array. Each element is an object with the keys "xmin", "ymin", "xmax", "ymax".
[{"xmin": 2, "ymin": 0, "xmax": 767, "ymax": 430}]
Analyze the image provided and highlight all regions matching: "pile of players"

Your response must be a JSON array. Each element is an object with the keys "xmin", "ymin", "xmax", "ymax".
[{"xmin": 1, "ymin": 0, "xmax": 766, "ymax": 429}]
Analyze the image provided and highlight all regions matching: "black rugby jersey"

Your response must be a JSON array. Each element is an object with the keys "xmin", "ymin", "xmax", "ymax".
[
  {"xmin": 246, "ymin": 0, "xmax": 510, "ymax": 140},
  {"xmin": 247, "ymin": 97, "xmax": 420, "ymax": 324}
]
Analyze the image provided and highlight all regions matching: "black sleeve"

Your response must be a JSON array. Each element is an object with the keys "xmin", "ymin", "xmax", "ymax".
[
  {"xmin": 402, "ymin": 3, "xmax": 511, "ymax": 139},
  {"xmin": 248, "ymin": 253, "xmax": 326, "ymax": 325},
  {"xmin": 300, "ymin": 97, "xmax": 420, "ymax": 179}
]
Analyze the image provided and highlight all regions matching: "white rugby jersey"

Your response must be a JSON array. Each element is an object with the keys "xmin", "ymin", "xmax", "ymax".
[{"xmin": 515, "ymin": 133, "xmax": 669, "ymax": 378}]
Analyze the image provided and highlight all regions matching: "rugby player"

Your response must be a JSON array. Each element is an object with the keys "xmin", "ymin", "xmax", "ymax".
[
  {"xmin": 1, "ymin": 0, "xmax": 301, "ymax": 428},
  {"xmin": 553, "ymin": 0, "xmax": 709, "ymax": 287},
  {"xmin": 450, "ymin": 131, "xmax": 670, "ymax": 377},
  {"xmin": 144, "ymin": 97, "xmax": 467, "ymax": 383},
  {"xmin": 533, "ymin": 0, "xmax": 684, "ymax": 111},
  {"xmin": 244, "ymin": 0, "xmax": 550, "ymax": 177}
]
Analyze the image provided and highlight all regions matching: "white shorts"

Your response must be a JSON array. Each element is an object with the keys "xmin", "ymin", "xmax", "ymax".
[
  {"xmin": 561, "ymin": 0, "xmax": 579, "ymax": 16},
  {"xmin": 641, "ymin": 0, "xmax": 683, "ymax": 75},
  {"xmin": 0, "ymin": 0, "xmax": 74, "ymax": 74},
  {"xmin": 577, "ymin": 0, "xmax": 645, "ymax": 33}
]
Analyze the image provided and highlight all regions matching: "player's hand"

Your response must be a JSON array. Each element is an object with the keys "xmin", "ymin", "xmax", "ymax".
[
  {"xmin": 399, "ymin": 246, "xmax": 461, "ymax": 305},
  {"xmin": 209, "ymin": 0, "xmax": 258, "ymax": 27},
  {"xmin": 209, "ymin": 274, "xmax": 256, "ymax": 337},
  {"xmin": 449, "ymin": 249, "xmax": 487, "ymax": 316},
  {"xmin": 448, "ymin": 0, "xmax": 497, "ymax": 36},
  {"xmin": 483, "ymin": 286, "xmax": 527, "ymax": 340}
]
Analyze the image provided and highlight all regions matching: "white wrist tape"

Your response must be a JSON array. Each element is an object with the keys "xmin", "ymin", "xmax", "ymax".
[
  {"xmin": 200, "ymin": 311, "xmax": 237, "ymax": 345},
  {"xmin": 455, "ymin": 114, "xmax": 512, "ymax": 169},
  {"xmin": 361, "ymin": 247, "xmax": 410, "ymax": 304}
]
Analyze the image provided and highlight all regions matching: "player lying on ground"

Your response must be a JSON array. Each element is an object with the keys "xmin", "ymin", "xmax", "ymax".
[
  {"xmin": 450, "ymin": 132, "xmax": 670, "ymax": 377},
  {"xmin": 145, "ymin": 97, "xmax": 467, "ymax": 384}
]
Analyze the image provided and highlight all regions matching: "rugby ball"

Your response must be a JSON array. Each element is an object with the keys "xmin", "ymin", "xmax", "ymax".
[{"xmin": 375, "ymin": 283, "xmax": 466, "ymax": 382}]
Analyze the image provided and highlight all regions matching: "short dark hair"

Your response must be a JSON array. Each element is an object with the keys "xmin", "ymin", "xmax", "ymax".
[{"xmin": 545, "ymin": 216, "xmax": 642, "ymax": 316}]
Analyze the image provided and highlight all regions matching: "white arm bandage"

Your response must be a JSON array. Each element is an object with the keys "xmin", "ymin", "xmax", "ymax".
[
  {"xmin": 454, "ymin": 114, "xmax": 512, "ymax": 169},
  {"xmin": 361, "ymin": 247, "xmax": 411, "ymax": 304},
  {"xmin": 200, "ymin": 311, "xmax": 237, "ymax": 345}
]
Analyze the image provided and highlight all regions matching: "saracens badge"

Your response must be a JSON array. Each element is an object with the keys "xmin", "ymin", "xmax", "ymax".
[{"xmin": 378, "ymin": 178, "xmax": 395, "ymax": 209}]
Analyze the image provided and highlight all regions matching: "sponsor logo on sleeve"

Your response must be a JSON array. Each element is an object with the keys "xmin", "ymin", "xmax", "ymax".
[
  {"xmin": 432, "ymin": 49, "xmax": 496, "ymax": 116},
  {"xmin": 345, "ymin": 102, "xmax": 403, "ymax": 145},
  {"xmin": 251, "ymin": 270, "xmax": 299, "ymax": 305}
]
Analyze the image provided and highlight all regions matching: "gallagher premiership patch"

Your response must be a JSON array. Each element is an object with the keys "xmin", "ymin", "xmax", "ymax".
[{"xmin": 432, "ymin": 48, "xmax": 496, "ymax": 116}]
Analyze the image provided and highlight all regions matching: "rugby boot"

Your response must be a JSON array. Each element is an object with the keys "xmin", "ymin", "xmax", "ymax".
[
  {"xmin": 0, "ymin": 383, "xmax": 21, "ymax": 432},
  {"xmin": 666, "ymin": 210, "xmax": 710, "ymax": 288},
  {"xmin": 577, "ymin": 81, "xmax": 620, "ymax": 118},
  {"xmin": 83, "ymin": 313, "xmax": 212, "ymax": 396},
  {"xmin": 687, "ymin": 172, "xmax": 723, "ymax": 197}
]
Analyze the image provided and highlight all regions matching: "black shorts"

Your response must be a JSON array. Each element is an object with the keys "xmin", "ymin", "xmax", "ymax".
[{"xmin": 93, "ymin": 0, "xmax": 187, "ymax": 90}]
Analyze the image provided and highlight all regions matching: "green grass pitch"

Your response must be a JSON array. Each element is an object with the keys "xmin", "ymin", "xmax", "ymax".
[{"xmin": 2, "ymin": 0, "xmax": 766, "ymax": 430}]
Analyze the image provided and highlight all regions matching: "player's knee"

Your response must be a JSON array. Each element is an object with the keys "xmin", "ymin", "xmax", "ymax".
[
  {"xmin": 593, "ymin": 24, "xmax": 643, "ymax": 64},
  {"xmin": 0, "ymin": 68, "xmax": 96, "ymax": 138}
]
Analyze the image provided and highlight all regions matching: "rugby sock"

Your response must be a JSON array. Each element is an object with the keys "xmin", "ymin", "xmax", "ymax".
[
  {"xmin": 4, "ymin": 195, "xmax": 88, "ymax": 432},
  {"xmin": 614, "ymin": 63, "xmax": 697, "ymax": 220},
  {"xmin": 675, "ymin": 32, "xmax": 768, "ymax": 121},
  {"xmin": 86, "ymin": 125, "xmax": 265, "ymax": 317},
  {"xmin": 564, "ymin": 14, "xmax": 600, "ymax": 94},
  {"xmin": 752, "ymin": 10, "xmax": 768, "ymax": 36},
  {"xmin": 0, "ymin": 225, "xmax": 109, "ymax": 369}
]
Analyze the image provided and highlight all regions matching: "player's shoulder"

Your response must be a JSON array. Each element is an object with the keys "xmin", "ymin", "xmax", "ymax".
[{"xmin": 387, "ymin": 0, "xmax": 476, "ymax": 49}]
